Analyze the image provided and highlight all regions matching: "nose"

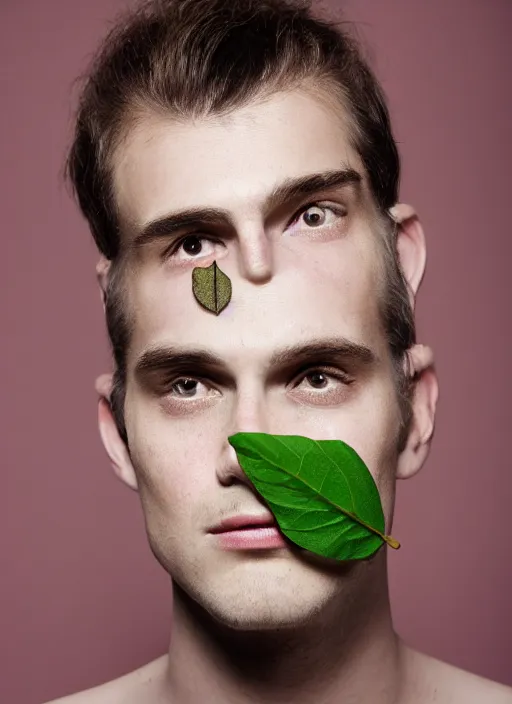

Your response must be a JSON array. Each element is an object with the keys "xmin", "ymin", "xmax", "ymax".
[
  {"xmin": 217, "ymin": 393, "xmax": 269, "ymax": 487},
  {"xmin": 237, "ymin": 228, "xmax": 273, "ymax": 283}
]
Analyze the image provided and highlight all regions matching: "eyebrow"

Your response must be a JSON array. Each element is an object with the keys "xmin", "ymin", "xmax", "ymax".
[
  {"xmin": 134, "ymin": 336, "xmax": 378, "ymax": 384},
  {"xmin": 130, "ymin": 167, "xmax": 362, "ymax": 250}
]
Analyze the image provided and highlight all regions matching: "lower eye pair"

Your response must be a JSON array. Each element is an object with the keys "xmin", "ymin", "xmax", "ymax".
[{"xmin": 170, "ymin": 371, "xmax": 342, "ymax": 397}]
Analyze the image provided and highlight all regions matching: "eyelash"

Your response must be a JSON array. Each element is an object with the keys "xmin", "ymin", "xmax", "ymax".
[
  {"xmin": 165, "ymin": 367, "xmax": 353, "ymax": 398},
  {"xmin": 162, "ymin": 201, "xmax": 346, "ymax": 259}
]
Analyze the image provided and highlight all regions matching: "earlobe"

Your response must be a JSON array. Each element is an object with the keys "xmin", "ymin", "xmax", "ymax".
[
  {"xmin": 96, "ymin": 375, "xmax": 138, "ymax": 492},
  {"xmin": 389, "ymin": 203, "xmax": 427, "ymax": 306}
]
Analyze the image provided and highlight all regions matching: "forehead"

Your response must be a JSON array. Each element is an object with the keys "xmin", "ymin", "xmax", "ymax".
[{"xmin": 113, "ymin": 89, "xmax": 365, "ymax": 232}]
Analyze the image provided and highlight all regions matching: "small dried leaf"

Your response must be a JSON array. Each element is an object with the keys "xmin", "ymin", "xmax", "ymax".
[{"xmin": 192, "ymin": 261, "xmax": 232, "ymax": 315}]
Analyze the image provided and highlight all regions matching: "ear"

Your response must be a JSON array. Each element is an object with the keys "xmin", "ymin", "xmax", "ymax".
[
  {"xmin": 96, "ymin": 256, "xmax": 111, "ymax": 312},
  {"xmin": 389, "ymin": 203, "xmax": 427, "ymax": 307},
  {"xmin": 95, "ymin": 372, "xmax": 138, "ymax": 491},
  {"xmin": 396, "ymin": 344, "xmax": 439, "ymax": 480}
]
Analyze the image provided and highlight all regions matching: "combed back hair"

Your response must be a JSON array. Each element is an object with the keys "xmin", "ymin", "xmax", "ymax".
[{"xmin": 66, "ymin": 0, "xmax": 416, "ymax": 450}]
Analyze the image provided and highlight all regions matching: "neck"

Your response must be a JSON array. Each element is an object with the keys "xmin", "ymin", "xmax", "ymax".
[{"xmin": 161, "ymin": 552, "xmax": 407, "ymax": 704}]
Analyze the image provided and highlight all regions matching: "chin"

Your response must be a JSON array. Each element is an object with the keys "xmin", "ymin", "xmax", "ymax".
[
  {"xmin": 176, "ymin": 569, "xmax": 343, "ymax": 633},
  {"xmin": 202, "ymin": 597, "xmax": 329, "ymax": 634}
]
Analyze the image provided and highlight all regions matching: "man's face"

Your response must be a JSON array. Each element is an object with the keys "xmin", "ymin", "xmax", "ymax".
[{"xmin": 111, "ymin": 89, "xmax": 403, "ymax": 629}]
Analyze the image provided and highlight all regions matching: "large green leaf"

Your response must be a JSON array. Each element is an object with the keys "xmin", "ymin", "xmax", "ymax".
[
  {"xmin": 228, "ymin": 432, "xmax": 400, "ymax": 561},
  {"xmin": 192, "ymin": 260, "xmax": 232, "ymax": 315}
]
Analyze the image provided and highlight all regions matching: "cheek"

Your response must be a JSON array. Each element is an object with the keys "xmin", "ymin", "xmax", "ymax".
[
  {"xmin": 353, "ymin": 380, "xmax": 400, "ymax": 467},
  {"xmin": 125, "ymin": 393, "xmax": 216, "ymax": 516},
  {"xmin": 305, "ymin": 375, "xmax": 400, "ymax": 504},
  {"xmin": 351, "ymin": 380, "xmax": 401, "ymax": 522}
]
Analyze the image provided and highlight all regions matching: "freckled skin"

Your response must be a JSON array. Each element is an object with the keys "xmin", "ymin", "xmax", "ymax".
[{"xmin": 47, "ymin": 90, "xmax": 512, "ymax": 703}]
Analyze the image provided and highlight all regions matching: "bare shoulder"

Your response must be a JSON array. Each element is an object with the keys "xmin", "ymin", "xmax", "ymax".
[
  {"xmin": 42, "ymin": 655, "xmax": 168, "ymax": 704},
  {"xmin": 403, "ymin": 645, "xmax": 512, "ymax": 703}
]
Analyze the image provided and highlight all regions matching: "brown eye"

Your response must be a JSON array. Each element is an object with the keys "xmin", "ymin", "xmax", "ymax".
[
  {"xmin": 163, "ymin": 234, "xmax": 219, "ymax": 262},
  {"xmin": 290, "ymin": 368, "xmax": 353, "ymax": 407},
  {"xmin": 305, "ymin": 372, "xmax": 329, "ymax": 388},
  {"xmin": 302, "ymin": 206, "xmax": 326, "ymax": 227},
  {"xmin": 181, "ymin": 236, "xmax": 204, "ymax": 255},
  {"xmin": 286, "ymin": 203, "xmax": 347, "ymax": 236}
]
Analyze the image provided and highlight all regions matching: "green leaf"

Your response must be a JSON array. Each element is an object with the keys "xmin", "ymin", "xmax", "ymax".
[
  {"xmin": 228, "ymin": 432, "xmax": 400, "ymax": 561},
  {"xmin": 192, "ymin": 260, "xmax": 232, "ymax": 315}
]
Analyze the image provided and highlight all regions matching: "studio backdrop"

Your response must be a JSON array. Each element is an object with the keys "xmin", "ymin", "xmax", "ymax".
[{"xmin": 2, "ymin": 1, "xmax": 511, "ymax": 702}]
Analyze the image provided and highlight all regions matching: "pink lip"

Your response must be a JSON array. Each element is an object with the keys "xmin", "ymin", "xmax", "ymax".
[
  {"xmin": 209, "ymin": 513, "xmax": 277, "ymax": 533},
  {"xmin": 209, "ymin": 514, "xmax": 287, "ymax": 550}
]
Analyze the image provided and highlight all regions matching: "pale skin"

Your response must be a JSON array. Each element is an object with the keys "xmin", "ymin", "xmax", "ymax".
[{"xmin": 47, "ymin": 89, "xmax": 512, "ymax": 703}]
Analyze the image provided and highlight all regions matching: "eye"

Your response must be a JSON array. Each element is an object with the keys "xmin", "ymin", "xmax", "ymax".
[
  {"xmin": 168, "ymin": 377, "xmax": 210, "ymax": 399},
  {"xmin": 159, "ymin": 376, "xmax": 222, "ymax": 414},
  {"xmin": 298, "ymin": 369, "xmax": 350, "ymax": 388},
  {"xmin": 292, "ymin": 367, "xmax": 353, "ymax": 405},
  {"xmin": 287, "ymin": 203, "xmax": 346, "ymax": 234},
  {"xmin": 163, "ymin": 234, "xmax": 220, "ymax": 262},
  {"xmin": 302, "ymin": 371, "xmax": 330, "ymax": 388}
]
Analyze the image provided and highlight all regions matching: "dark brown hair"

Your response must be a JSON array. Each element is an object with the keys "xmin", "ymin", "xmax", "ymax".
[{"xmin": 66, "ymin": 0, "xmax": 416, "ymax": 449}]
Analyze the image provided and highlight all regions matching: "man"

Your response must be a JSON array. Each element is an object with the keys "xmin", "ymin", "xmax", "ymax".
[{"xmin": 48, "ymin": 0, "xmax": 512, "ymax": 701}]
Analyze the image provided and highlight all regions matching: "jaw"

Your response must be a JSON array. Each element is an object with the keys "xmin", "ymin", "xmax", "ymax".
[
  {"xmin": 170, "ymin": 543, "xmax": 391, "ymax": 634},
  {"xmin": 165, "ymin": 551, "xmax": 397, "ymax": 700}
]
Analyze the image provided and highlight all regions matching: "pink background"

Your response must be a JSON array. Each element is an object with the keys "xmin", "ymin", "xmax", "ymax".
[{"xmin": 2, "ymin": 0, "xmax": 511, "ymax": 701}]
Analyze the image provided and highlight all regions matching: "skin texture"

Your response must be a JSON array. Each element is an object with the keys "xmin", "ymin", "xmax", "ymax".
[{"xmin": 46, "ymin": 90, "xmax": 512, "ymax": 703}]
